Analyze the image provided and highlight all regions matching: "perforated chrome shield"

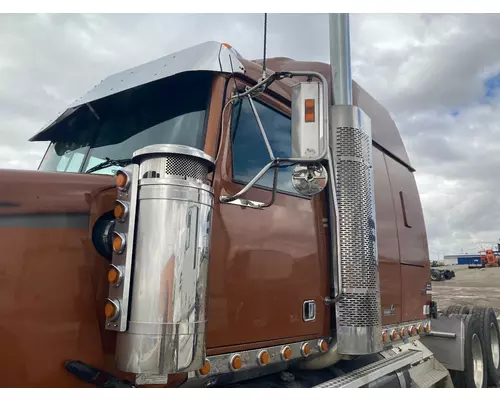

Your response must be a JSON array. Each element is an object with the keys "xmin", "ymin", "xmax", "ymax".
[{"xmin": 331, "ymin": 105, "xmax": 382, "ymax": 355}]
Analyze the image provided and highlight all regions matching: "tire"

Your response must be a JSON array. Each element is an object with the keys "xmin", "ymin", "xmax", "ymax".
[
  {"xmin": 468, "ymin": 307, "xmax": 500, "ymax": 386},
  {"xmin": 449, "ymin": 314, "xmax": 488, "ymax": 388},
  {"xmin": 444, "ymin": 304, "xmax": 470, "ymax": 316},
  {"xmin": 431, "ymin": 269, "xmax": 441, "ymax": 281},
  {"xmin": 444, "ymin": 270, "xmax": 452, "ymax": 280}
]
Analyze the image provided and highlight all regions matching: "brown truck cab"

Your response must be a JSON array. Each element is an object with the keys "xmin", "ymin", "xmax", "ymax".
[{"xmin": 0, "ymin": 39, "xmax": 490, "ymax": 388}]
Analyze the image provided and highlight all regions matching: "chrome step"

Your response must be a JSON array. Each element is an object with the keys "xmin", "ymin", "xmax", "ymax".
[
  {"xmin": 410, "ymin": 361, "xmax": 450, "ymax": 388},
  {"xmin": 314, "ymin": 349, "xmax": 423, "ymax": 388}
]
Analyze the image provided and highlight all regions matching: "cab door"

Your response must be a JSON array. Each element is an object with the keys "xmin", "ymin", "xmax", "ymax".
[{"xmin": 206, "ymin": 83, "xmax": 331, "ymax": 352}]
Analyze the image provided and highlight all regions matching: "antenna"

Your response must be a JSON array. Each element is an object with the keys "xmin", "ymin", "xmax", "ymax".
[{"xmin": 261, "ymin": 13, "xmax": 268, "ymax": 81}]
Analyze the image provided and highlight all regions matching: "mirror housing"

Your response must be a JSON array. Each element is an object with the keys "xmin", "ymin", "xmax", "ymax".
[{"xmin": 291, "ymin": 81, "xmax": 325, "ymax": 160}]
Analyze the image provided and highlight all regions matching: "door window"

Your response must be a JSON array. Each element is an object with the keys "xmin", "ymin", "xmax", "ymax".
[{"xmin": 231, "ymin": 97, "xmax": 303, "ymax": 197}]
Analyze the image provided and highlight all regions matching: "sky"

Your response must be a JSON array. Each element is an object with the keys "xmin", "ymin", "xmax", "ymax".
[{"xmin": 0, "ymin": 13, "xmax": 499, "ymax": 259}]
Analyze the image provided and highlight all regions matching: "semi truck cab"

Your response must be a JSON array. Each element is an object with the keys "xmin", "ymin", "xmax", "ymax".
[{"xmin": 0, "ymin": 38, "xmax": 496, "ymax": 388}]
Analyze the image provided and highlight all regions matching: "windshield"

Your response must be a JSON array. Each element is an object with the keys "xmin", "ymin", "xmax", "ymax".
[{"xmin": 39, "ymin": 71, "xmax": 213, "ymax": 175}]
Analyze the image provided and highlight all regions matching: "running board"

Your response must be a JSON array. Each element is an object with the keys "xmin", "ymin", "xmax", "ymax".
[{"xmin": 314, "ymin": 349, "xmax": 423, "ymax": 388}]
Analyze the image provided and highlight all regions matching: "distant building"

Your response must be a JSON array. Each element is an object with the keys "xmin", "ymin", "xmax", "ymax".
[{"xmin": 443, "ymin": 254, "xmax": 481, "ymax": 266}]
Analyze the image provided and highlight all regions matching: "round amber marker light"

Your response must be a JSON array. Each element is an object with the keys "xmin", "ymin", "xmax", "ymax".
[
  {"xmin": 425, "ymin": 323, "xmax": 431, "ymax": 333},
  {"xmin": 199, "ymin": 360, "xmax": 211, "ymax": 376},
  {"xmin": 115, "ymin": 171, "xmax": 128, "ymax": 190},
  {"xmin": 114, "ymin": 202, "xmax": 126, "ymax": 220},
  {"xmin": 410, "ymin": 326, "xmax": 417, "ymax": 336},
  {"xmin": 112, "ymin": 233, "xmax": 125, "ymax": 253},
  {"xmin": 401, "ymin": 328, "xmax": 408, "ymax": 337},
  {"xmin": 417, "ymin": 325, "xmax": 424, "ymax": 334},
  {"xmin": 391, "ymin": 330, "xmax": 400, "ymax": 341},
  {"xmin": 230, "ymin": 355, "xmax": 242, "ymax": 371},
  {"xmin": 382, "ymin": 331, "xmax": 389, "ymax": 342},
  {"xmin": 301, "ymin": 343, "xmax": 311, "ymax": 357},
  {"xmin": 258, "ymin": 351, "xmax": 270, "ymax": 366},
  {"xmin": 282, "ymin": 346, "xmax": 292, "ymax": 360},
  {"xmin": 319, "ymin": 339, "xmax": 329, "ymax": 353},
  {"xmin": 104, "ymin": 300, "xmax": 119, "ymax": 320},
  {"xmin": 108, "ymin": 267, "xmax": 121, "ymax": 286}
]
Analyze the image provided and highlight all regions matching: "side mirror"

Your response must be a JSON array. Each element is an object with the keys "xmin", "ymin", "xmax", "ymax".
[
  {"xmin": 291, "ymin": 81, "xmax": 325, "ymax": 160},
  {"xmin": 292, "ymin": 163, "xmax": 328, "ymax": 197}
]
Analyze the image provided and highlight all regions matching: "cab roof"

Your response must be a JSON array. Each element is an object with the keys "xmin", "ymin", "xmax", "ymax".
[{"xmin": 30, "ymin": 41, "xmax": 412, "ymax": 170}]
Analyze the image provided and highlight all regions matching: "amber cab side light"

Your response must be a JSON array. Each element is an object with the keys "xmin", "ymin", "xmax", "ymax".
[
  {"xmin": 301, "ymin": 343, "xmax": 312, "ymax": 357},
  {"xmin": 318, "ymin": 339, "xmax": 329, "ymax": 353},
  {"xmin": 198, "ymin": 359, "xmax": 211, "ymax": 376},
  {"xmin": 112, "ymin": 232, "xmax": 126, "ymax": 254},
  {"xmin": 304, "ymin": 99, "xmax": 316, "ymax": 123},
  {"xmin": 230, "ymin": 354, "xmax": 243, "ymax": 371},
  {"xmin": 281, "ymin": 346, "xmax": 292, "ymax": 361},
  {"xmin": 107, "ymin": 265, "xmax": 123, "ymax": 287},
  {"xmin": 114, "ymin": 200, "xmax": 128, "ymax": 221},
  {"xmin": 115, "ymin": 170, "xmax": 130, "ymax": 191},
  {"xmin": 257, "ymin": 350, "xmax": 270, "ymax": 366},
  {"xmin": 104, "ymin": 298, "xmax": 120, "ymax": 321}
]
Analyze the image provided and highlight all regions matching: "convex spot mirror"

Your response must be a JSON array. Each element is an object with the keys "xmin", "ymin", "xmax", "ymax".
[{"xmin": 291, "ymin": 163, "xmax": 328, "ymax": 197}]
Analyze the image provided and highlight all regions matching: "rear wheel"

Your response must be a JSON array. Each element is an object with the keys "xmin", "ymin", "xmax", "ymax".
[
  {"xmin": 449, "ymin": 314, "xmax": 487, "ymax": 388},
  {"xmin": 467, "ymin": 307, "xmax": 500, "ymax": 386}
]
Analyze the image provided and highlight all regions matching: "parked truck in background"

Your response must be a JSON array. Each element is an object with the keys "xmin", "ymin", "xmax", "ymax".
[{"xmin": 0, "ymin": 14, "xmax": 499, "ymax": 388}]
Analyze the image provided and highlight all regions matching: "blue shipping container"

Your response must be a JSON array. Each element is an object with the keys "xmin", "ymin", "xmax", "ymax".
[{"xmin": 457, "ymin": 257, "xmax": 481, "ymax": 265}]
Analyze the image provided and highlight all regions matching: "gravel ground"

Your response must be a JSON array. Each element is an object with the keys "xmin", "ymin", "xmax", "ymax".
[{"xmin": 432, "ymin": 264, "xmax": 500, "ymax": 314}]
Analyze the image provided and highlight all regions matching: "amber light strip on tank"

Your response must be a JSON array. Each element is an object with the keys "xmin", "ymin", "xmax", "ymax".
[
  {"xmin": 381, "ymin": 319, "xmax": 431, "ymax": 347},
  {"xmin": 190, "ymin": 338, "xmax": 331, "ymax": 381},
  {"xmin": 105, "ymin": 166, "xmax": 140, "ymax": 332}
]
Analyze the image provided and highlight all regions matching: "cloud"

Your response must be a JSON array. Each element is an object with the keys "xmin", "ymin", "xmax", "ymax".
[{"xmin": 2, "ymin": 13, "xmax": 500, "ymax": 257}]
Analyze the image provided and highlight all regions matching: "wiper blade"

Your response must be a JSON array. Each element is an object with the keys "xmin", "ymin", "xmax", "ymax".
[{"xmin": 85, "ymin": 157, "xmax": 132, "ymax": 174}]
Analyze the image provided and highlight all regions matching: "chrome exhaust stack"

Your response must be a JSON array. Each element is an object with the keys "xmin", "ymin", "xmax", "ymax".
[
  {"xmin": 329, "ymin": 14, "xmax": 382, "ymax": 355},
  {"xmin": 106, "ymin": 144, "xmax": 215, "ymax": 375}
]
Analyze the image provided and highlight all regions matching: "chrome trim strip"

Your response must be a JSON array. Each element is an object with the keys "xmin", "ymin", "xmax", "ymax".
[
  {"xmin": 181, "ymin": 337, "xmax": 330, "ymax": 386},
  {"xmin": 382, "ymin": 319, "xmax": 432, "ymax": 347}
]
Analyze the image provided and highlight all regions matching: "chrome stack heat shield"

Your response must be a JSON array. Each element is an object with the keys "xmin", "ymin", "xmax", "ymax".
[
  {"xmin": 331, "ymin": 105, "xmax": 382, "ymax": 355},
  {"xmin": 329, "ymin": 13, "xmax": 382, "ymax": 355},
  {"xmin": 115, "ymin": 144, "xmax": 215, "ymax": 375}
]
